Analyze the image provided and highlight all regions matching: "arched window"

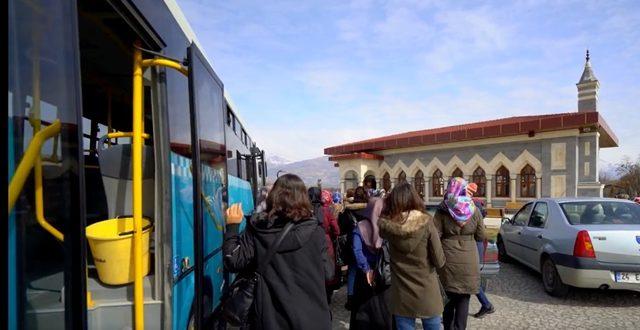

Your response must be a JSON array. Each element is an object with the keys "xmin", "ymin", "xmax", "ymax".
[
  {"xmin": 471, "ymin": 167, "xmax": 486, "ymax": 197},
  {"xmin": 432, "ymin": 169, "xmax": 444, "ymax": 197},
  {"xmin": 398, "ymin": 171, "xmax": 407, "ymax": 184},
  {"xmin": 344, "ymin": 170, "xmax": 358, "ymax": 190},
  {"xmin": 414, "ymin": 170, "xmax": 425, "ymax": 199},
  {"xmin": 520, "ymin": 165, "xmax": 536, "ymax": 198},
  {"xmin": 495, "ymin": 166, "xmax": 510, "ymax": 197},
  {"xmin": 452, "ymin": 167, "xmax": 463, "ymax": 179},
  {"xmin": 382, "ymin": 172, "xmax": 391, "ymax": 191}
]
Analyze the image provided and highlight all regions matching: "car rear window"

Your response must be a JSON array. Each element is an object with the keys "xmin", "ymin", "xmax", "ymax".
[{"xmin": 560, "ymin": 201, "xmax": 640, "ymax": 225}]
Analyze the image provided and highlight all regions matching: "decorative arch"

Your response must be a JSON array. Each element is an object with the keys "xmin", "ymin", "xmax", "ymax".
[
  {"xmin": 451, "ymin": 167, "xmax": 464, "ymax": 178},
  {"xmin": 444, "ymin": 156, "xmax": 466, "ymax": 177},
  {"xmin": 390, "ymin": 160, "xmax": 410, "ymax": 179},
  {"xmin": 407, "ymin": 159, "xmax": 427, "ymax": 178},
  {"xmin": 466, "ymin": 154, "xmax": 491, "ymax": 175},
  {"xmin": 425, "ymin": 157, "xmax": 446, "ymax": 178},
  {"xmin": 513, "ymin": 150, "xmax": 542, "ymax": 176},
  {"xmin": 379, "ymin": 162, "xmax": 393, "ymax": 179}
]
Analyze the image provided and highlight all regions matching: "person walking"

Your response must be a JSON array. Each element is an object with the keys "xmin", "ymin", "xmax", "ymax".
[
  {"xmin": 338, "ymin": 187, "xmax": 369, "ymax": 310},
  {"xmin": 465, "ymin": 183, "xmax": 496, "ymax": 318},
  {"xmin": 349, "ymin": 196, "xmax": 391, "ymax": 329},
  {"xmin": 223, "ymin": 174, "xmax": 332, "ymax": 330},
  {"xmin": 378, "ymin": 183, "xmax": 446, "ymax": 330},
  {"xmin": 434, "ymin": 177, "xmax": 486, "ymax": 330},
  {"xmin": 321, "ymin": 189, "xmax": 341, "ymax": 304},
  {"xmin": 309, "ymin": 187, "xmax": 324, "ymax": 225}
]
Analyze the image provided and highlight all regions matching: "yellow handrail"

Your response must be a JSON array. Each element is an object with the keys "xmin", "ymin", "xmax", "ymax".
[
  {"xmin": 8, "ymin": 120, "xmax": 61, "ymax": 213},
  {"xmin": 130, "ymin": 46, "xmax": 188, "ymax": 330},
  {"xmin": 141, "ymin": 58, "xmax": 188, "ymax": 76}
]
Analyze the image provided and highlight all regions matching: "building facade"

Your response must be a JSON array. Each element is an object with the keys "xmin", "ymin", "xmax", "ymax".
[{"xmin": 325, "ymin": 54, "xmax": 618, "ymax": 207}]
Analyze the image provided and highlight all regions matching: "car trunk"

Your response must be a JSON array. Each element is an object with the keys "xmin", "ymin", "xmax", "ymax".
[{"xmin": 583, "ymin": 226, "xmax": 640, "ymax": 264}]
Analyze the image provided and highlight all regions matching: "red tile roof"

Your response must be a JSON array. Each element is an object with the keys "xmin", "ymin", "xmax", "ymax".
[
  {"xmin": 325, "ymin": 112, "xmax": 618, "ymax": 156},
  {"xmin": 328, "ymin": 152, "xmax": 384, "ymax": 161}
]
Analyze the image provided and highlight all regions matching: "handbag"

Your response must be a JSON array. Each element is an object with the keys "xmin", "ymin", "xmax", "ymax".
[
  {"xmin": 220, "ymin": 222, "xmax": 295, "ymax": 326},
  {"xmin": 375, "ymin": 240, "xmax": 391, "ymax": 287}
]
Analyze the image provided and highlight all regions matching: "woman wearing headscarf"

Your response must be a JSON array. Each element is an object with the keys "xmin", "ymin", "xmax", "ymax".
[
  {"xmin": 321, "ymin": 190, "xmax": 341, "ymax": 304},
  {"xmin": 349, "ymin": 196, "xmax": 391, "ymax": 329},
  {"xmin": 433, "ymin": 177, "xmax": 485, "ymax": 330}
]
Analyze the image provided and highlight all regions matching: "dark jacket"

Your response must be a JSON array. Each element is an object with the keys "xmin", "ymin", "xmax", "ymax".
[
  {"xmin": 337, "ymin": 203, "xmax": 368, "ymax": 266},
  {"xmin": 433, "ymin": 207, "xmax": 485, "ymax": 295},
  {"xmin": 223, "ymin": 214, "xmax": 332, "ymax": 330},
  {"xmin": 379, "ymin": 210, "xmax": 446, "ymax": 318}
]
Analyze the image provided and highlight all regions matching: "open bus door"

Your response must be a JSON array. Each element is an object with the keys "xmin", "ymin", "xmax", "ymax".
[
  {"xmin": 8, "ymin": 0, "xmax": 87, "ymax": 328},
  {"xmin": 184, "ymin": 42, "xmax": 228, "ymax": 329}
]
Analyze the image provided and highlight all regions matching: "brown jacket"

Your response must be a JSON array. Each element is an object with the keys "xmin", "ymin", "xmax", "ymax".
[
  {"xmin": 379, "ymin": 210, "xmax": 445, "ymax": 318},
  {"xmin": 433, "ymin": 207, "xmax": 485, "ymax": 295}
]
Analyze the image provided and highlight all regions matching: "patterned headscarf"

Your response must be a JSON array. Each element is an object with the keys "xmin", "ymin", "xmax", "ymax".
[
  {"xmin": 444, "ymin": 177, "xmax": 476, "ymax": 226},
  {"xmin": 321, "ymin": 190, "xmax": 333, "ymax": 206},
  {"xmin": 332, "ymin": 191, "xmax": 343, "ymax": 204}
]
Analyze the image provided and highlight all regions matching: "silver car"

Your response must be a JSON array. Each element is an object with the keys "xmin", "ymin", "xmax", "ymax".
[{"xmin": 497, "ymin": 198, "xmax": 640, "ymax": 296}]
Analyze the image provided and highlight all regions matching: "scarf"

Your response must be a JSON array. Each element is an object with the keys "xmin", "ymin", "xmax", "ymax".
[
  {"xmin": 443, "ymin": 177, "xmax": 476, "ymax": 226},
  {"xmin": 356, "ymin": 197, "xmax": 384, "ymax": 250}
]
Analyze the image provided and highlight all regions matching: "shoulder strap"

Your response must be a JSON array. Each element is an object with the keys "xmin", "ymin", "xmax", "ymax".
[{"xmin": 257, "ymin": 222, "xmax": 295, "ymax": 274}]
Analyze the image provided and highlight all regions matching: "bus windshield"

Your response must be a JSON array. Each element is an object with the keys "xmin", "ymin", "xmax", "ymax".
[{"xmin": 560, "ymin": 201, "xmax": 640, "ymax": 225}]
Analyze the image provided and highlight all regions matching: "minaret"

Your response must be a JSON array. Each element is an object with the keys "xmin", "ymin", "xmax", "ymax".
[{"xmin": 576, "ymin": 50, "xmax": 599, "ymax": 113}]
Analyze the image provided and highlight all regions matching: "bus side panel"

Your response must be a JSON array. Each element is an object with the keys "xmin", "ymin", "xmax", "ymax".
[
  {"xmin": 170, "ymin": 152, "xmax": 195, "ymax": 330},
  {"xmin": 202, "ymin": 164, "xmax": 225, "ymax": 312}
]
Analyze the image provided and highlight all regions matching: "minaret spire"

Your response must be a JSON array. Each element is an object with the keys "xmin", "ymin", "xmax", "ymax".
[{"xmin": 576, "ymin": 50, "xmax": 599, "ymax": 113}]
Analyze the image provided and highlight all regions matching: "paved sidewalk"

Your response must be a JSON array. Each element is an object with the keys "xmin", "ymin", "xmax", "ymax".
[{"xmin": 330, "ymin": 262, "xmax": 640, "ymax": 329}]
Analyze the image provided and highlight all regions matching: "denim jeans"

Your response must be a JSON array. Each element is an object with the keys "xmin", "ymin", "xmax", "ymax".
[
  {"xmin": 476, "ymin": 287, "xmax": 492, "ymax": 308},
  {"xmin": 347, "ymin": 265, "xmax": 356, "ymax": 296},
  {"xmin": 394, "ymin": 315, "xmax": 442, "ymax": 330}
]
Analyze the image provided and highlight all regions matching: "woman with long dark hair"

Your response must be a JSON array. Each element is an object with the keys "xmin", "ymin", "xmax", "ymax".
[
  {"xmin": 378, "ymin": 183, "xmax": 445, "ymax": 330},
  {"xmin": 433, "ymin": 177, "xmax": 485, "ymax": 330},
  {"xmin": 223, "ymin": 174, "xmax": 332, "ymax": 330}
]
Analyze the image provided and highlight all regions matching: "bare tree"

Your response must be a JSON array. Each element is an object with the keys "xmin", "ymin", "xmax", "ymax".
[{"xmin": 615, "ymin": 156, "xmax": 640, "ymax": 198}]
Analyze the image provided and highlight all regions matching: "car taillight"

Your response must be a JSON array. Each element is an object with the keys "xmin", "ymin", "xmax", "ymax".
[{"xmin": 573, "ymin": 230, "xmax": 596, "ymax": 258}]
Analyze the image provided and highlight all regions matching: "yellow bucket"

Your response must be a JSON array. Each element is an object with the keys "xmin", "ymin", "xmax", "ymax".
[{"xmin": 86, "ymin": 217, "xmax": 153, "ymax": 285}]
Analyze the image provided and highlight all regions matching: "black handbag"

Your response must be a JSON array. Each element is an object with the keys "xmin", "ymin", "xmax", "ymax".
[
  {"xmin": 220, "ymin": 222, "xmax": 295, "ymax": 326},
  {"xmin": 375, "ymin": 240, "xmax": 391, "ymax": 287}
]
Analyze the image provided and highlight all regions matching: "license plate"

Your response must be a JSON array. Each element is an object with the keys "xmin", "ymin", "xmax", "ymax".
[{"xmin": 615, "ymin": 272, "xmax": 640, "ymax": 283}]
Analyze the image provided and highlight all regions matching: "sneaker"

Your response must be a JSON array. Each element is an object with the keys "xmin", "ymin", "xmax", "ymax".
[{"xmin": 473, "ymin": 305, "xmax": 495, "ymax": 318}]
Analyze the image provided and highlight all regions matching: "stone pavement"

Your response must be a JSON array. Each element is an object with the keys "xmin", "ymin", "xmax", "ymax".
[{"xmin": 330, "ymin": 262, "xmax": 640, "ymax": 329}]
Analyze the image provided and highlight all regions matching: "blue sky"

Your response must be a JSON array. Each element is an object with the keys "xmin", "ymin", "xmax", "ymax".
[{"xmin": 177, "ymin": 0, "xmax": 639, "ymax": 167}]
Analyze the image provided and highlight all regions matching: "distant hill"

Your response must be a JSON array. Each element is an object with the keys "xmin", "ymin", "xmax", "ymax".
[{"xmin": 266, "ymin": 156, "xmax": 339, "ymax": 189}]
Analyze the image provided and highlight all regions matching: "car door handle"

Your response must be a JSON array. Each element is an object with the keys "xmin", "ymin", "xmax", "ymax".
[{"xmin": 537, "ymin": 234, "xmax": 543, "ymax": 239}]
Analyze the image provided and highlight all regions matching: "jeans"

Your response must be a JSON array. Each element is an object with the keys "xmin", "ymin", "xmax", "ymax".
[
  {"xmin": 395, "ymin": 315, "xmax": 442, "ymax": 330},
  {"xmin": 347, "ymin": 265, "xmax": 356, "ymax": 296},
  {"xmin": 476, "ymin": 287, "xmax": 492, "ymax": 308}
]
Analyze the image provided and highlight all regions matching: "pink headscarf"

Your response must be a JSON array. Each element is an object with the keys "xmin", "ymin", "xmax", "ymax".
[
  {"xmin": 321, "ymin": 190, "xmax": 333, "ymax": 206},
  {"xmin": 357, "ymin": 197, "xmax": 384, "ymax": 250}
]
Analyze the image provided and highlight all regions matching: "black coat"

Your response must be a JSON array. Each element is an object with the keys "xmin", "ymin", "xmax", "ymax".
[{"xmin": 223, "ymin": 215, "xmax": 332, "ymax": 330}]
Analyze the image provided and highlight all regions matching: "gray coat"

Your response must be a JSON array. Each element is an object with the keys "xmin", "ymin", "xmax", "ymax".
[
  {"xmin": 433, "ymin": 207, "xmax": 485, "ymax": 295},
  {"xmin": 379, "ymin": 210, "xmax": 446, "ymax": 318}
]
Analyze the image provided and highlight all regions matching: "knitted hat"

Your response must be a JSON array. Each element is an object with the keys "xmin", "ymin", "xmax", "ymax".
[{"xmin": 468, "ymin": 182, "xmax": 478, "ymax": 194}]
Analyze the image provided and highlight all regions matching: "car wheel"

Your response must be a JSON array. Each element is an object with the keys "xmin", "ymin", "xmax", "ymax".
[
  {"xmin": 497, "ymin": 236, "xmax": 511, "ymax": 263},
  {"xmin": 542, "ymin": 258, "xmax": 569, "ymax": 297}
]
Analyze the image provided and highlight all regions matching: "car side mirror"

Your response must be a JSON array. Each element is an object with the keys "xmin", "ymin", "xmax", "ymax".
[{"xmin": 501, "ymin": 217, "xmax": 511, "ymax": 225}]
